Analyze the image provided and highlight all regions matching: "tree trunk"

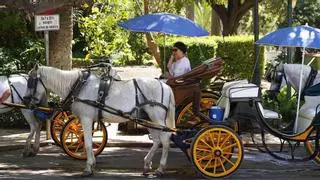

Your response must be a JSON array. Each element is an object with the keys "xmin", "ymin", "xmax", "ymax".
[
  {"xmin": 49, "ymin": 4, "xmax": 72, "ymax": 70},
  {"xmin": 211, "ymin": 8, "xmax": 221, "ymax": 35},
  {"xmin": 143, "ymin": 0, "xmax": 161, "ymax": 67},
  {"xmin": 212, "ymin": 0, "xmax": 256, "ymax": 36},
  {"xmin": 186, "ymin": 2, "xmax": 195, "ymax": 21}
]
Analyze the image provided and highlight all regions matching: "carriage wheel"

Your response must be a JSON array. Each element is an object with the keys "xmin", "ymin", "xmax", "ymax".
[
  {"xmin": 60, "ymin": 117, "xmax": 108, "ymax": 160},
  {"xmin": 176, "ymin": 94, "xmax": 219, "ymax": 128},
  {"xmin": 304, "ymin": 129, "xmax": 320, "ymax": 163},
  {"xmin": 50, "ymin": 111, "xmax": 73, "ymax": 146},
  {"xmin": 191, "ymin": 125, "xmax": 243, "ymax": 178}
]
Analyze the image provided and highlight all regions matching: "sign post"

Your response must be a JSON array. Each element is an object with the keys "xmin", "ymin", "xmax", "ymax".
[{"xmin": 35, "ymin": 14, "xmax": 60, "ymax": 140}]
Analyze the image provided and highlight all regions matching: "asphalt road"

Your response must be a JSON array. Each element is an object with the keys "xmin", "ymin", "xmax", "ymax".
[{"xmin": 0, "ymin": 145, "xmax": 320, "ymax": 180}]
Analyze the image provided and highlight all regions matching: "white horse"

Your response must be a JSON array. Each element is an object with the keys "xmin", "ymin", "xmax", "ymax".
[
  {"xmin": 266, "ymin": 63, "xmax": 320, "ymax": 133},
  {"xmin": 0, "ymin": 74, "xmax": 47, "ymax": 157},
  {"xmin": 25, "ymin": 65, "xmax": 176, "ymax": 177}
]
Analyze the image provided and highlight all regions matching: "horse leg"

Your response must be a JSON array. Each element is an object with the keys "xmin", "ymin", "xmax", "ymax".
[
  {"xmin": 81, "ymin": 117, "xmax": 95, "ymax": 177},
  {"xmin": 21, "ymin": 110, "xmax": 37, "ymax": 157},
  {"xmin": 155, "ymin": 132, "xmax": 171, "ymax": 177},
  {"xmin": 33, "ymin": 120, "xmax": 42, "ymax": 154},
  {"xmin": 143, "ymin": 129, "xmax": 160, "ymax": 175}
]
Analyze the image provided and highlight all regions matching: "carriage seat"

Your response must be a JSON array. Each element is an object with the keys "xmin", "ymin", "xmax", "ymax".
[
  {"xmin": 167, "ymin": 57, "xmax": 223, "ymax": 106},
  {"xmin": 218, "ymin": 80, "xmax": 281, "ymax": 120},
  {"xmin": 167, "ymin": 57, "xmax": 223, "ymax": 87}
]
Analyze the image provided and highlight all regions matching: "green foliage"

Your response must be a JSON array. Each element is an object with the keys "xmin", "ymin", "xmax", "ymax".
[
  {"xmin": 159, "ymin": 35, "xmax": 265, "ymax": 80},
  {"xmin": 0, "ymin": 10, "xmax": 44, "ymax": 74},
  {"xmin": 239, "ymin": 0, "xmax": 287, "ymax": 35},
  {"xmin": 194, "ymin": 1, "xmax": 212, "ymax": 34},
  {"xmin": 0, "ymin": 10, "xmax": 28, "ymax": 47},
  {"xmin": 293, "ymin": 0, "xmax": 320, "ymax": 27},
  {"xmin": 216, "ymin": 36, "xmax": 265, "ymax": 80},
  {"xmin": 78, "ymin": 0, "xmax": 155, "ymax": 66},
  {"xmin": 262, "ymin": 86, "xmax": 297, "ymax": 123},
  {"xmin": 79, "ymin": 0, "xmax": 134, "ymax": 63},
  {"xmin": 0, "ymin": 38, "xmax": 45, "ymax": 74}
]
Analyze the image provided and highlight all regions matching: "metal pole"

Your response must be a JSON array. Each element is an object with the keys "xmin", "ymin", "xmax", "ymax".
[
  {"xmin": 44, "ymin": 30, "xmax": 51, "ymax": 140},
  {"xmin": 252, "ymin": 0, "xmax": 260, "ymax": 86},
  {"xmin": 45, "ymin": 31, "xmax": 49, "ymax": 65},
  {"xmin": 294, "ymin": 47, "xmax": 305, "ymax": 133},
  {"xmin": 163, "ymin": 34, "xmax": 166, "ymax": 74}
]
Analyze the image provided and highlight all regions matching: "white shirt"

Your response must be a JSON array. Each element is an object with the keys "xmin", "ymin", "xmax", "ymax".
[
  {"xmin": 169, "ymin": 56, "xmax": 191, "ymax": 77},
  {"xmin": 0, "ymin": 82, "xmax": 6, "ymax": 97}
]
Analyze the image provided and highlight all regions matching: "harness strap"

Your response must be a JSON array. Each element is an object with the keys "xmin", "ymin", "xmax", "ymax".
[
  {"xmin": 133, "ymin": 79, "xmax": 148, "ymax": 104},
  {"xmin": 159, "ymin": 80, "xmax": 164, "ymax": 104},
  {"xmin": 61, "ymin": 70, "xmax": 91, "ymax": 110},
  {"xmin": 97, "ymin": 76, "xmax": 112, "ymax": 120}
]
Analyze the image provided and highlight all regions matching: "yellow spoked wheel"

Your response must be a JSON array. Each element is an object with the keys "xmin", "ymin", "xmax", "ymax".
[
  {"xmin": 304, "ymin": 129, "xmax": 320, "ymax": 163},
  {"xmin": 50, "ymin": 111, "xmax": 73, "ymax": 146},
  {"xmin": 176, "ymin": 95, "xmax": 218, "ymax": 128},
  {"xmin": 191, "ymin": 125, "xmax": 243, "ymax": 178},
  {"xmin": 60, "ymin": 117, "xmax": 108, "ymax": 160}
]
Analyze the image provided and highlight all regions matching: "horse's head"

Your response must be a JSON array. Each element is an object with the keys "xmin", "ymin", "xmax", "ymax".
[
  {"xmin": 24, "ymin": 64, "xmax": 47, "ymax": 107},
  {"xmin": 264, "ymin": 61, "xmax": 286, "ymax": 99}
]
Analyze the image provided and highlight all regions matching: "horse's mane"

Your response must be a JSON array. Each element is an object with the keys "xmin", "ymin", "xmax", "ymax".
[{"xmin": 39, "ymin": 66, "xmax": 80, "ymax": 98}]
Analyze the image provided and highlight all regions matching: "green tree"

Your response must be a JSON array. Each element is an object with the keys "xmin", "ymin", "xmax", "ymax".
[
  {"xmin": 292, "ymin": 0, "xmax": 320, "ymax": 27},
  {"xmin": 207, "ymin": 0, "xmax": 261, "ymax": 35},
  {"xmin": 238, "ymin": 0, "xmax": 287, "ymax": 35},
  {"xmin": 79, "ymin": 0, "xmax": 136, "ymax": 64},
  {"xmin": 194, "ymin": 1, "xmax": 212, "ymax": 33}
]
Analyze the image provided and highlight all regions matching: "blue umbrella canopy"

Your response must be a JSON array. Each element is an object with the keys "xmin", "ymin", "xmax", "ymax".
[
  {"xmin": 119, "ymin": 13, "xmax": 209, "ymax": 37},
  {"xmin": 256, "ymin": 25, "xmax": 320, "ymax": 49}
]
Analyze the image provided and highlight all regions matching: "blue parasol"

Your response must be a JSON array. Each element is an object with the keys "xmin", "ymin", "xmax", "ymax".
[
  {"xmin": 119, "ymin": 13, "xmax": 209, "ymax": 37},
  {"xmin": 256, "ymin": 25, "xmax": 320, "ymax": 49}
]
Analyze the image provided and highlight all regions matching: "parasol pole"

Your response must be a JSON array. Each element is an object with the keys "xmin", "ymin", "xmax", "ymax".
[
  {"xmin": 163, "ymin": 34, "xmax": 166, "ymax": 74},
  {"xmin": 294, "ymin": 47, "xmax": 305, "ymax": 133}
]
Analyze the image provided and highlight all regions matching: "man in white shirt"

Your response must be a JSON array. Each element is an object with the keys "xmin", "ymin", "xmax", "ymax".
[
  {"xmin": 0, "ymin": 82, "xmax": 11, "ymax": 104},
  {"xmin": 167, "ymin": 41, "xmax": 191, "ymax": 79}
]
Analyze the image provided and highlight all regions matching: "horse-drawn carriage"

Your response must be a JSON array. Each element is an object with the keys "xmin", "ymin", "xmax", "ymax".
[
  {"xmin": 49, "ymin": 57, "xmax": 224, "ymax": 160},
  {"xmin": 5, "ymin": 15, "xmax": 320, "ymax": 178},
  {"xmin": 8, "ymin": 54, "xmax": 320, "ymax": 178}
]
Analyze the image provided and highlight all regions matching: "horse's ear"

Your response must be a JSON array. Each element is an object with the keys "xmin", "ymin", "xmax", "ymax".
[{"xmin": 33, "ymin": 63, "xmax": 39, "ymax": 71}]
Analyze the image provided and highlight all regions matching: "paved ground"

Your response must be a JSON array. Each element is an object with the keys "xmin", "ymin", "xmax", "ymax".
[{"xmin": 0, "ymin": 145, "xmax": 319, "ymax": 180}]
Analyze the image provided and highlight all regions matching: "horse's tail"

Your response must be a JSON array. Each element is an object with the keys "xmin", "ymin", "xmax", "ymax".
[{"xmin": 165, "ymin": 88, "xmax": 175, "ymax": 129}]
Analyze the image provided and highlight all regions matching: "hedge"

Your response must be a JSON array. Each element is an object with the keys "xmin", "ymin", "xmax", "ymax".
[{"xmin": 158, "ymin": 35, "xmax": 265, "ymax": 81}]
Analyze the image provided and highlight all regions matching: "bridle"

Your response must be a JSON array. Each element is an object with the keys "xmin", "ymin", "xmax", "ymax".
[
  {"xmin": 264, "ymin": 63, "xmax": 287, "ymax": 99},
  {"xmin": 23, "ymin": 68, "xmax": 47, "ymax": 106}
]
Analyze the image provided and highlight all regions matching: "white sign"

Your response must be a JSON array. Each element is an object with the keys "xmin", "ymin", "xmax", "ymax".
[{"xmin": 35, "ymin": 14, "xmax": 60, "ymax": 31}]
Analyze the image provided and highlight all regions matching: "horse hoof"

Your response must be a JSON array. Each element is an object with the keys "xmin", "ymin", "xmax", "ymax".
[
  {"xmin": 82, "ymin": 170, "xmax": 93, "ymax": 177},
  {"xmin": 154, "ymin": 170, "xmax": 164, "ymax": 177}
]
